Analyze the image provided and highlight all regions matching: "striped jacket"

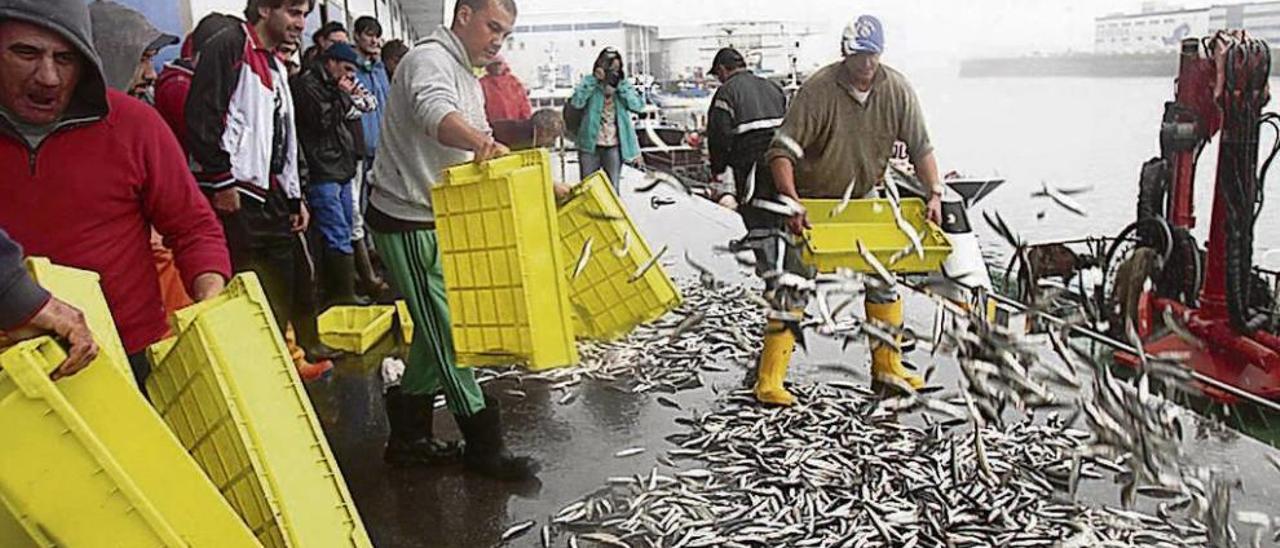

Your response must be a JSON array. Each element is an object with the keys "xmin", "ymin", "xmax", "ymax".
[{"xmin": 186, "ymin": 20, "xmax": 301, "ymax": 208}]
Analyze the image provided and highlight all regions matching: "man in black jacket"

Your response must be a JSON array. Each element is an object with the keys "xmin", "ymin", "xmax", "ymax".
[
  {"xmin": 706, "ymin": 47, "xmax": 788, "ymax": 227},
  {"xmin": 703, "ymin": 47, "xmax": 809, "ymax": 407},
  {"xmin": 292, "ymin": 41, "xmax": 362, "ymax": 304}
]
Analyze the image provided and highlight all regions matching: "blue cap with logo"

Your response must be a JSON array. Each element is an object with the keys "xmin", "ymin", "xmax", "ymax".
[
  {"xmin": 841, "ymin": 15, "xmax": 884, "ymax": 56},
  {"xmin": 322, "ymin": 42, "xmax": 361, "ymax": 67}
]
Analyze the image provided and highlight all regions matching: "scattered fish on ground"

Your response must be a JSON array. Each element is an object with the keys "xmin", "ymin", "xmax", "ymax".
[
  {"xmin": 499, "ymin": 520, "xmax": 536, "ymax": 544},
  {"xmin": 684, "ymin": 250, "xmax": 718, "ymax": 289},
  {"xmin": 468, "ymin": 280, "xmax": 764, "ymax": 406},
  {"xmin": 650, "ymin": 196, "xmax": 677, "ymax": 210},
  {"xmin": 472, "ymin": 266, "xmax": 1254, "ymax": 547},
  {"xmin": 548, "ymin": 384, "xmax": 1213, "ymax": 547}
]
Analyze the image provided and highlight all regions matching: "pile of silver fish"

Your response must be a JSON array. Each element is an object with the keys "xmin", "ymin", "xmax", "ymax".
[
  {"xmin": 476, "ymin": 281, "xmax": 763, "ymax": 404},
  {"xmin": 477, "ymin": 264, "xmax": 1274, "ymax": 547},
  {"xmin": 543, "ymin": 384, "xmax": 1211, "ymax": 547},
  {"xmin": 954, "ymin": 212, "xmax": 1266, "ymax": 545},
  {"xmin": 944, "ymin": 306, "xmax": 1247, "ymax": 546}
]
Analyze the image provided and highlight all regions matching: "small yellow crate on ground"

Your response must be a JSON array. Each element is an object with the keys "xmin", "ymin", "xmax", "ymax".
[
  {"xmin": 24, "ymin": 257, "xmax": 134, "ymax": 385},
  {"xmin": 146, "ymin": 274, "xmax": 372, "ymax": 548},
  {"xmin": 558, "ymin": 172, "xmax": 682, "ymax": 340},
  {"xmin": 319, "ymin": 305, "xmax": 395, "ymax": 354},
  {"xmin": 434, "ymin": 149, "xmax": 578, "ymax": 370},
  {"xmin": 0, "ymin": 337, "xmax": 258, "ymax": 547},
  {"xmin": 801, "ymin": 198, "xmax": 952, "ymax": 274},
  {"xmin": 396, "ymin": 300, "xmax": 413, "ymax": 344}
]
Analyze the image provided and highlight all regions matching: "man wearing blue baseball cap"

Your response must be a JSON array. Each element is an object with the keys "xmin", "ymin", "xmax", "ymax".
[
  {"xmin": 755, "ymin": 15, "xmax": 943, "ymax": 403},
  {"xmin": 292, "ymin": 41, "xmax": 364, "ymax": 312}
]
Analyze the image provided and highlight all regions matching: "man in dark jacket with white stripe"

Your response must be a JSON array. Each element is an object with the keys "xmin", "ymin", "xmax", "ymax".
[
  {"xmin": 705, "ymin": 47, "xmax": 789, "ymax": 230},
  {"xmin": 704, "ymin": 47, "xmax": 809, "ymax": 407}
]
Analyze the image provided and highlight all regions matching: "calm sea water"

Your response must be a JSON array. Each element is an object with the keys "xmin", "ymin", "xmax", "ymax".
[{"xmin": 913, "ymin": 74, "xmax": 1280, "ymax": 264}]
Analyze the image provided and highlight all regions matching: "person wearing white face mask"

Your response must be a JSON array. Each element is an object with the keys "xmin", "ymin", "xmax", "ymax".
[{"xmin": 569, "ymin": 46, "xmax": 645, "ymax": 191}]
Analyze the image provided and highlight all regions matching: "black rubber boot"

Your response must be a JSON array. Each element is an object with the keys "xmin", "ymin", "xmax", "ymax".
[
  {"xmin": 353, "ymin": 238, "xmax": 389, "ymax": 300},
  {"xmin": 383, "ymin": 386, "xmax": 463, "ymax": 467},
  {"xmin": 324, "ymin": 250, "xmax": 371, "ymax": 307},
  {"xmin": 456, "ymin": 394, "xmax": 540, "ymax": 481},
  {"xmin": 293, "ymin": 312, "xmax": 344, "ymax": 362}
]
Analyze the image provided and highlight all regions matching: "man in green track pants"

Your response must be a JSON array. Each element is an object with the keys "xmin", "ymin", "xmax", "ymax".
[
  {"xmin": 373, "ymin": 232, "xmax": 485, "ymax": 414},
  {"xmin": 366, "ymin": 0, "xmax": 537, "ymax": 481}
]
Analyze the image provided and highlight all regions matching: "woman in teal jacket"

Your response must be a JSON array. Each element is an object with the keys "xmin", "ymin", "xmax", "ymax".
[{"xmin": 571, "ymin": 48, "xmax": 645, "ymax": 190}]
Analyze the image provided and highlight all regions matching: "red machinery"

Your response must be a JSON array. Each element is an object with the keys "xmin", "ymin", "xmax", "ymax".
[{"xmin": 1117, "ymin": 33, "xmax": 1280, "ymax": 400}]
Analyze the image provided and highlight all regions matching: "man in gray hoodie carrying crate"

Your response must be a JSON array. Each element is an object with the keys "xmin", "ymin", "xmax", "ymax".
[{"xmin": 367, "ymin": 0, "xmax": 537, "ymax": 481}]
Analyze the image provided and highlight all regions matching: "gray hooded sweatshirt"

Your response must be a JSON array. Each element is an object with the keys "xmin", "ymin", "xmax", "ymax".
[
  {"xmin": 369, "ymin": 26, "xmax": 490, "ymax": 224},
  {"xmin": 89, "ymin": 1, "xmax": 170, "ymax": 94}
]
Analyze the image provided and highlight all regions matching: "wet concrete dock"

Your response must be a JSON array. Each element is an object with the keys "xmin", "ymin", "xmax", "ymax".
[{"xmin": 306, "ymin": 166, "xmax": 1280, "ymax": 547}]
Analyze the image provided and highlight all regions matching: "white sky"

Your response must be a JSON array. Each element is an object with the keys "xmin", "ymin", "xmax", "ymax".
[{"xmin": 508, "ymin": 0, "xmax": 1271, "ymax": 62}]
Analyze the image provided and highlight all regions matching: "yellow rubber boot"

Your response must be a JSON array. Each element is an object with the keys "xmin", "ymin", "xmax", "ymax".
[
  {"xmin": 754, "ymin": 320, "xmax": 797, "ymax": 406},
  {"xmin": 866, "ymin": 299, "xmax": 925, "ymax": 390}
]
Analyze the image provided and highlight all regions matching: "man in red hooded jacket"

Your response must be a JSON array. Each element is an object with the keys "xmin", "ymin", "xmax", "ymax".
[
  {"xmin": 0, "ymin": 0, "xmax": 231, "ymax": 390},
  {"xmin": 480, "ymin": 56, "xmax": 531, "ymax": 123}
]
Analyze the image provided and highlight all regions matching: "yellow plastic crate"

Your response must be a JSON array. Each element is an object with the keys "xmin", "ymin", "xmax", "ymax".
[
  {"xmin": 558, "ymin": 172, "xmax": 682, "ymax": 340},
  {"xmin": 0, "ymin": 496, "xmax": 37, "ymax": 548},
  {"xmin": 395, "ymin": 300, "xmax": 413, "ymax": 344},
  {"xmin": 23, "ymin": 258, "xmax": 134, "ymax": 385},
  {"xmin": 318, "ymin": 305, "xmax": 395, "ymax": 354},
  {"xmin": 434, "ymin": 149, "xmax": 579, "ymax": 370},
  {"xmin": 801, "ymin": 198, "xmax": 953, "ymax": 274},
  {"xmin": 146, "ymin": 274, "xmax": 372, "ymax": 548},
  {"xmin": 0, "ymin": 337, "xmax": 258, "ymax": 547}
]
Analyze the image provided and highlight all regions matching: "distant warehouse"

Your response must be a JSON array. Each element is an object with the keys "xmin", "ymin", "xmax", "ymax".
[
  {"xmin": 963, "ymin": 1, "xmax": 1280, "ymax": 78},
  {"xmin": 1095, "ymin": 1, "xmax": 1280, "ymax": 54}
]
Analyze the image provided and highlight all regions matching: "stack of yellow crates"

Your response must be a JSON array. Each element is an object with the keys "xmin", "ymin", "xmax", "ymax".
[{"xmin": 432, "ymin": 152, "xmax": 686, "ymax": 366}]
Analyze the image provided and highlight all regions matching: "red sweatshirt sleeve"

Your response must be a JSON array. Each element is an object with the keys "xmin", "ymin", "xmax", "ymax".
[
  {"xmin": 136, "ymin": 102, "xmax": 232, "ymax": 292},
  {"xmin": 154, "ymin": 73, "xmax": 191, "ymax": 152}
]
